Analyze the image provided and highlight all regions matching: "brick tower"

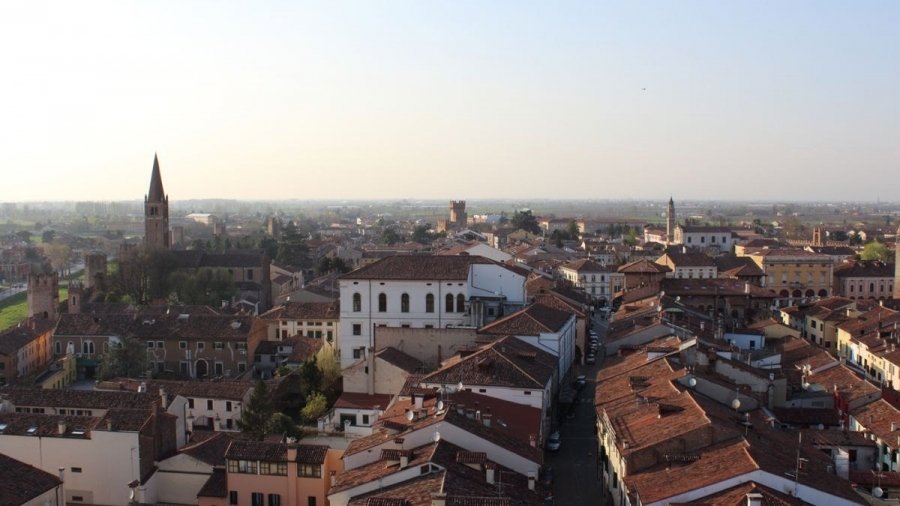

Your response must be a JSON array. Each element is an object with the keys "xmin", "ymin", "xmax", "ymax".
[
  {"xmin": 144, "ymin": 154, "xmax": 170, "ymax": 250},
  {"xmin": 83, "ymin": 252, "xmax": 108, "ymax": 289},
  {"xmin": 449, "ymin": 201, "xmax": 467, "ymax": 229},
  {"xmin": 27, "ymin": 271, "xmax": 59, "ymax": 320},
  {"xmin": 666, "ymin": 197, "xmax": 676, "ymax": 245}
]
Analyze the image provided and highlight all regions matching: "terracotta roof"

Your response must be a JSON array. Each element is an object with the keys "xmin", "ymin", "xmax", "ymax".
[
  {"xmin": 0, "ymin": 452, "xmax": 62, "ymax": 504},
  {"xmin": 0, "ymin": 412, "xmax": 97, "ymax": 437},
  {"xmin": 197, "ymin": 468, "xmax": 228, "ymax": 498},
  {"xmin": 478, "ymin": 304, "xmax": 574, "ymax": 336},
  {"xmin": 560, "ymin": 258, "xmax": 607, "ymax": 272},
  {"xmin": 808, "ymin": 364, "xmax": 880, "ymax": 404},
  {"xmin": 178, "ymin": 431, "xmax": 237, "ymax": 466},
  {"xmin": 0, "ymin": 317, "xmax": 55, "ymax": 355},
  {"xmin": 286, "ymin": 335, "xmax": 326, "ymax": 364},
  {"xmin": 656, "ymin": 251, "xmax": 716, "ymax": 268},
  {"xmin": 1, "ymin": 386, "xmax": 158, "ymax": 410},
  {"xmin": 375, "ymin": 347, "xmax": 425, "ymax": 374},
  {"xmin": 334, "ymin": 393, "xmax": 394, "ymax": 411},
  {"xmin": 54, "ymin": 311, "xmax": 253, "ymax": 340},
  {"xmin": 340, "ymin": 255, "xmax": 501, "ymax": 281},
  {"xmin": 714, "ymin": 254, "xmax": 766, "ymax": 277},
  {"xmin": 422, "ymin": 336, "xmax": 556, "ymax": 389},
  {"xmin": 618, "ymin": 258, "xmax": 671, "ymax": 274},
  {"xmin": 260, "ymin": 300, "xmax": 340, "ymax": 321},
  {"xmin": 661, "ymin": 278, "xmax": 777, "ymax": 298},
  {"xmin": 96, "ymin": 378, "xmax": 253, "ymax": 403},
  {"xmin": 848, "ymin": 398, "xmax": 900, "ymax": 442},
  {"xmin": 834, "ymin": 260, "xmax": 895, "ymax": 278},
  {"xmin": 668, "ymin": 480, "xmax": 805, "ymax": 506},
  {"xmin": 225, "ymin": 440, "xmax": 328, "ymax": 464},
  {"xmin": 530, "ymin": 293, "xmax": 585, "ymax": 318}
]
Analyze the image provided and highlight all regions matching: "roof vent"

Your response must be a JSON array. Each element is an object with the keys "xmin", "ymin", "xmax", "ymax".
[{"xmin": 231, "ymin": 321, "xmax": 241, "ymax": 329}]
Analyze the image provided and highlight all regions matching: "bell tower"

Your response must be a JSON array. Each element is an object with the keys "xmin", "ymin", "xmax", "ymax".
[
  {"xmin": 666, "ymin": 197, "xmax": 676, "ymax": 245},
  {"xmin": 144, "ymin": 154, "xmax": 170, "ymax": 249},
  {"xmin": 894, "ymin": 224, "xmax": 900, "ymax": 300}
]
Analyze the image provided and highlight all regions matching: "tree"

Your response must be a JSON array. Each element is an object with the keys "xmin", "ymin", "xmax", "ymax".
[
  {"xmin": 237, "ymin": 380, "xmax": 276, "ymax": 440},
  {"xmin": 46, "ymin": 241, "xmax": 72, "ymax": 276},
  {"xmin": 299, "ymin": 356, "xmax": 324, "ymax": 399},
  {"xmin": 316, "ymin": 347, "xmax": 342, "ymax": 390},
  {"xmin": 511, "ymin": 210, "xmax": 541, "ymax": 235},
  {"xmin": 41, "ymin": 230, "xmax": 55, "ymax": 243},
  {"xmin": 411, "ymin": 224, "xmax": 437, "ymax": 244},
  {"xmin": 849, "ymin": 232, "xmax": 863, "ymax": 246},
  {"xmin": 860, "ymin": 242, "xmax": 891, "ymax": 262},
  {"xmin": 381, "ymin": 228, "xmax": 401, "ymax": 246},
  {"xmin": 566, "ymin": 220, "xmax": 580, "ymax": 240},
  {"xmin": 830, "ymin": 230, "xmax": 849, "ymax": 242},
  {"xmin": 168, "ymin": 267, "xmax": 238, "ymax": 305},
  {"xmin": 301, "ymin": 392, "xmax": 328, "ymax": 423},
  {"xmin": 98, "ymin": 336, "xmax": 148, "ymax": 381},
  {"xmin": 276, "ymin": 222, "xmax": 311, "ymax": 267},
  {"xmin": 16, "ymin": 230, "xmax": 32, "ymax": 244}
]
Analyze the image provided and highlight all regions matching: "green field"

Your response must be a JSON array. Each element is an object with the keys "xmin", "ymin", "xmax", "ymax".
[{"xmin": 0, "ymin": 288, "xmax": 68, "ymax": 331}]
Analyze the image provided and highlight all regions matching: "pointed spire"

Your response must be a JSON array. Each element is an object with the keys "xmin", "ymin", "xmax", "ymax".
[{"xmin": 147, "ymin": 153, "xmax": 166, "ymax": 202}]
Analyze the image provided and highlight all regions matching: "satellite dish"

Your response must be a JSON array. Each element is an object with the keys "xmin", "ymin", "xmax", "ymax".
[
  {"xmin": 874, "ymin": 486, "xmax": 884, "ymax": 498},
  {"xmin": 731, "ymin": 398, "xmax": 741, "ymax": 411},
  {"xmin": 817, "ymin": 423, "xmax": 824, "ymax": 430},
  {"xmin": 457, "ymin": 382, "xmax": 464, "ymax": 392},
  {"xmin": 689, "ymin": 378, "xmax": 697, "ymax": 388},
  {"xmin": 406, "ymin": 411, "xmax": 415, "ymax": 422},
  {"xmin": 129, "ymin": 489, "xmax": 135, "ymax": 501},
  {"xmin": 433, "ymin": 431, "xmax": 441, "ymax": 443},
  {"xmin": 437, "ymin": 400, "xmax": 444, "ymax": 411}
]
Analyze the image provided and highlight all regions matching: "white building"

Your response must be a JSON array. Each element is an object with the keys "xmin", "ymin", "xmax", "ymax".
[
  {"xmin": 673, "ymin": 225, "xmax": 737, "ymax": 252},
  {"xmin": 337, "ymin": 255, "xmax": 528, "ymax": 368}
]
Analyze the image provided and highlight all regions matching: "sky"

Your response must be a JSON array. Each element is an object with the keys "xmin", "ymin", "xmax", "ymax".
[{"xmin": 0, "ymin": 1, "xmax": 897, "ymax": 203}]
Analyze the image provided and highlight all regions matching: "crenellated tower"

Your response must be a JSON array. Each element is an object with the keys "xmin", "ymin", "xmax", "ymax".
[
  {"xmin": 144, "ymin": 154, "xmax": 170, "ymax": 249},
  {"xmin": 27, "ymin": 271, "xmax": 59, "ymax": 320}
]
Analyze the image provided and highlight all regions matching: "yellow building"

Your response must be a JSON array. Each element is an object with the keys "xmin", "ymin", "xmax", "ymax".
[{"xmin": 742, "ymin": 249, "xmax": 834, "ymax": 305}]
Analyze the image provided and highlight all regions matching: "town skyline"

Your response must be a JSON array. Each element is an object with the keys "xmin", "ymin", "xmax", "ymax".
[{"xmin": 2, "ymin": 2, "xmax": 898, "ymax": 203}]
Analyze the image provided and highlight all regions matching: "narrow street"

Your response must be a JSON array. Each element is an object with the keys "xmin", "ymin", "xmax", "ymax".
[{"xmin": 544, "ymin": 311, "xmax": 609, "ymax": 505}]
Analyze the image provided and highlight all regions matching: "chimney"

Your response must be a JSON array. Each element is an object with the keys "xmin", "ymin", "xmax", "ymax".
[
  {"xmin": 187, "ymin": 413, "xmax": 195, "ymax": 433},
  {"xmin": 330, "ymin": 470, "xmax": 336, "ymax": 487},
  {"xmin": 58, "ymin": 420, "xmax": 66, "ymax": 435},
  {"xmin": 745, "ymin": 282, "xmax": 750, "ymax": 294},
  {"xmin": 486, "ymin": 464, "xmax": 495, "ymax": 484},
  {"xmin": 528, "ymin": 470, "xmax": 536, "ymax": 491},
  {"xmin": 400, "ymin": 454, "xmax": 409, "ymax": 469},
  {"xmin": 457, "ymin": 404, "xmax": 465, "ymax": 416},
  {"xmin": 106, "ymin": 418, "xmax": 113, "ymax": 431},
  {"xmin": 431, "ymin": 493, "xmax": 447, "ymax": 506},
  {"xmin": 160, "ymin": 387, "xmax": 168, "ymax": 407},
  {"xmin": 414, "ymin": 394, "xmax": 424, "ymax": 410},
  {"xmin": 482, "ymin": 413, "xmax": 492, "ymax": 428},
  {"xmin": 892, "ymin": 422, "xmax": 898, "ymax": 432},
  {"xmin": 138, "ymin": 381, "xmax": 146, "ymax": 393},
  {"xmin": 746, "ymin": 493, "xmax": 763, "ymax": 506}
]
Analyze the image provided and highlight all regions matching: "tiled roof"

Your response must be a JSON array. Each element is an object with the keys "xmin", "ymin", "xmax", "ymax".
[
  {"xmin": 260, "ymin": 300, "xmax": 340, "ymax": 321},
  {"xmin": 531, "ymin": 293, "xmax": 585, "ymax": 318},
  {"xmin": 423, "ymin": 336, "xmax": 556, "ymax": 389},
  {"xmin": 849, "ymin": 398, "xmax": 900, "ymax": 442},
  {"xmin": 808, "ymin": 364, "xmax": 880, "ymax": 404},
  {"xmin": 668, "ymin": 480, "xmax": 805, "ymax": 506},
  {"xmin": 334, "ymin": 393, "xmax": 394, "ymax": 411},
  {"xmin": 178, "ymin": 431, "xmax": 236, "ymax": 466},
  {"xmin": 560, "ymin": 258, "xmax": 606, "ymax": 272},
  {"xmin": 0, "ymin": 412, "xmax": 98, "ymax": 437},
  {"xmin": 660, "ymin": 278, "xmax": 777, "ymax": 298},
  {"xmin": 678, "ymin": 226, "xmax": 735, "ymax": 234},
  {"xmin": 286, "ymin": 335, "xmax": 326, "ymax": 364},
  {"xmin": 376, "ymin": 347, "xmax": 425, "ymax": 374},
  {"xmin": 54, "ymin": 311, "xmax": 253, "ymax": 340},
  {"xmin": 96, "ymin": 378, "xmax": 253, "ymax": 402},
  {"xmin": 0, "ymin": 317, "xmax": 55, "ymax": 355},
  {"xmin": 618, "ymin": 259, "xmax": 671, "ymax": 274},
  {"xmin": 656, "ymin": 251, "xmax": 716, "ymax": 268},
  {"xmin": 478, "ymin": 304, "xmax": 574, "ymax": 336},
  {"xmin": 833, "ymin": 260, "xmax": 895, "ymax": 278},
  {"xmin": 340, "ymin": 255, "xmax": 515, "ymax": 281},
  {"xmin": 714, "ymin": 254, "xmax": 766, "ymax": 277},
  {"xmin": 1, "ymin": 386, "xmax": 158, "ymax": 410},
  {"xmin": 224, "ymin": 440, "xmax": 328, "ymax": 464},
  {"xmin": 197, "ymin": 468, "xmax": 228, "ymax": 498},
  {"xmin": 0, "ymin": 452, "xmax": 62, "ymax": 504}
]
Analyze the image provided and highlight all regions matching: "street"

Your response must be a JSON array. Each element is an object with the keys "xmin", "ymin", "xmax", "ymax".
[{"xmin": 544, "ymin": 310, "xmax": 608, "ymax": 505}]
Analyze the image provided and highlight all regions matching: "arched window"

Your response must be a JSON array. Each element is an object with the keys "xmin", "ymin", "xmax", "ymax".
[
  {"xmin": 55, "ymin": 341, "xmax": 61, "ymax": 355},
  {"xmin": 446, "ymin": 294, "xmax": 454, "ymax": 313},
  {"xmin": 82, "ymin": 341, "xmax": 94, "ymax": 355},
  {"xmin": 353, "ymin": 293, "xmax": 361, "ymax": 312},
  {"xmin": 378, "ymin": 293, "xmax": 387, "ymax": 312},
  {"xmin": 456, "ymin": 294, "xmax": 465, "ymax": 313},
  {"xmin": 401, "ymin": 293, "xmax": 410, "ymax": 313},
  {"xmin": 425, "ymin": 294, "xmax": 435, "ymax": 313}
]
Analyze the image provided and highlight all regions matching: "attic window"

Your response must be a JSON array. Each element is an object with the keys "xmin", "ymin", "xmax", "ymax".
[
  {"xmin": 0, "ymin": 423, "xmax": 7, "ymax": 432},
  {"xmin": 27, "ymin": 426, "xmax": 38, "ymax": 435}
]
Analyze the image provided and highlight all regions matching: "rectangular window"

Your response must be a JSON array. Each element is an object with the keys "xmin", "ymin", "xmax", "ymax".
[
  {"xmin": 207, "ymin": 400, "xmax": 214, "ymax": 410},
  {"xmin": 268, "ymin": 494, "xmax": 281, "ymax": 506},
  {"xmin": 214, "ymin": 342, "xmax": 224, "ymax": 350},
  {"xmin": 147, "ymin": 341, "xmax": 154, "ymax": 348},
  {"xmin": 226, "ymin": 401, "xmax": 233, "ymax": 412},
  {"xmin": 71, "ymin": 467, "xmax": 82, "ymax": 473},
  {"xmin": 353, "ymin": 324, "xmax": 361, "ymax": 336},
  {"xmin": 308, "ymin": 498, "xmax": 317, "ymax": 506},
  {"xmin": 181, "ymin": 362, "xmax": 189, "ymax": 375},
  {"xmin": 353, "ymin": 349, "xmax": 361, "ymax": 359},
  {"xmin": 247, "ymin": 269, "xmax": 254, "ymax": 281},
  {"xmin": 362, "ymin": 414, "xmax": 370, "ymax": 424},
  {"xmin": 197, "ymin": 342, "xmax": 205, "ymax": 350},
  {"xmin": 157, "ymin": 341, "xmax": 164, "ymax": 349},
  {"xmin": 251, "ymin": 492, "xmax": 264, "ymax": 506},
  {"xmin": 298, "ymin": 464, "xmax": 322, "ymax": 478},
  {"xmin": 230, "ymin": 491, "xmax": 238, "ymax": 505},
  {"xmin": 179, "ymin": 341, "xmax": 187, "ymax": 349},
  {"xmin": 238, "ymin": 362, "xmax": 247, "ymax": 373},
  {"xmin": 188, "ymin": 398, "xmax": 195, "ymax": 409},
  {"xmin": 215, "ymin": 362, "xmax": 224, "ymax": 375},
  {"xmin": 260, "ymin": 462, "xmax": 288, "ymax": 476}
]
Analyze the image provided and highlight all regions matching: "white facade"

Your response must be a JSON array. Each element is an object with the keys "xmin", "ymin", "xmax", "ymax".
[
  {"xmin": 673, "ymin": 227, "xmax": 737, "ymax": 252},
  {"xmin": 512, "ymin": 314, "xmax": 577, "ymax": 385},
  {"xmin": 338, "ymin": 262, "xmax": 526, "ymax": 368},
  {"xmin": 156, "ymin": 452, "xmax": 216, "ymax": 505}
]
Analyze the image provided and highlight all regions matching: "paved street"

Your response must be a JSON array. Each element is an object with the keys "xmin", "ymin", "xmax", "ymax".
[{"xmin": 544, "ymin": 310, "xmax": 608, "ymax": 505}]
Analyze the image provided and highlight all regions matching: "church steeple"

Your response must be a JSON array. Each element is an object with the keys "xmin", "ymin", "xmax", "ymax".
[
  {"xmin": 144, "ymin": 154, "xmax": 170, "ymax": 249},
  {"xmin": 147, "ymin": 153, "xmax": 165, "ymax": 203}
]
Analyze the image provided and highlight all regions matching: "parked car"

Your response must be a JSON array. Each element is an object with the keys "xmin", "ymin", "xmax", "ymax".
[
  {"xmin": 539, "ymin": 466, "xmax": 553, "ymax": 486},
  {"xmin": 586, "ymin": 354, "xmax": 596, "ymax": 365},
  {"xmin": 546, "ymin": 431, "xmax": 561, "ymax": 451}
]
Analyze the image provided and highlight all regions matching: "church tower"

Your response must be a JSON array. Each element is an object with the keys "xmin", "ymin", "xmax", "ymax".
[
  {"xmin": 144, "ymin": 154, "xmax": 170, "ymax": 249},
  {"xmin": 666, "ymin": 197, "xmax": 676, "ymax": 245}
]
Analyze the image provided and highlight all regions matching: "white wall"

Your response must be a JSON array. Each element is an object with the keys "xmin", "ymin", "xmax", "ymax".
[{"xmin": 156, "ymin": 453, "xmax": 214, "ymax": 505}]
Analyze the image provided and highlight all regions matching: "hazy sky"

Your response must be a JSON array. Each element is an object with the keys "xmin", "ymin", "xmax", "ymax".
[{"xmin": 1, "ymin": 2, "xmax": 897, "ymax": 203}]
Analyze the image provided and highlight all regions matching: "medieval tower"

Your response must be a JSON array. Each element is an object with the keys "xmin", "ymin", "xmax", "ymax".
[
  {"xmin": 83, "ymin": 252, "xmax": 108, "ymax": 290},
  {"xmin": 450, "ymin": 201, "xmax": 467, "ymax": 229},
  {"xmin": 666, "ymin": 197, "xmax": 676, "ymax": 245},
  {"xmin": 27, "ymin": 271, "xmax": 59, "ymax": 320},
  {"xmin": 145, "ymin": 154, "xmax": 170, "ymax": 249}
]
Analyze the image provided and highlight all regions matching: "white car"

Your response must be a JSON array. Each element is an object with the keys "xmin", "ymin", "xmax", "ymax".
[{"xmin": 546, "ymin": 431, "xmax": 561, "ymax": 451}]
